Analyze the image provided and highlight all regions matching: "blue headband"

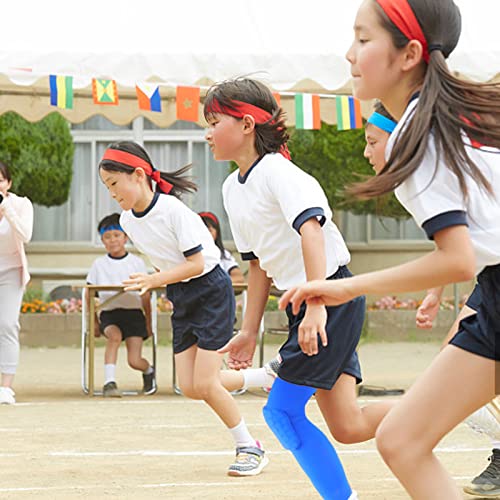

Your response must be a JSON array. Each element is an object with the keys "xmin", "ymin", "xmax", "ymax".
[
  {"xmin": 367, "ymin": 112, "xmax": 397, "ymax": 134},
  {"xmin": 99, "ymin": 224, "xmax": 123, "ymax": 236}
]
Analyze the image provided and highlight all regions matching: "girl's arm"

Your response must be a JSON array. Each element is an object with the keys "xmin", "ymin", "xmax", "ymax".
[
  {"xmin": 123, "ymin": 252, "xmax": 205, "ymax": 295},
  {"xmin": 281, "ymin": 225, "xmax": 476, "ymax": 314},
  {"xmin": 415, "ymin": 286, "xmax": 444, "ymax": 329},
  {"xmin": 298, "ymin": 218, "xmax": 328, "ymax": 356},
  {"xmin": 229, "ymin": 266, "xmax": 245, "ymax": 284},
  {"xmin": 0, "ymin": 195, "xmax": 33, "ymax": 243},
  {"xmin": 218, "ymin": 258, "xmax": 272, "ymax": 369}
]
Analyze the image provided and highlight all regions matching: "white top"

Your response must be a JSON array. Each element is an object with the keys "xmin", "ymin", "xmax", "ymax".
[
  {"xmin": 223, "ymin": 153, "xmax": 350, "ymax": 290},
  {"xmin": 0, "ymin": 192, "xmax": 33, "ymax": 286},
  {"xmin": 220, "ymin": 249, "xmax": 239, "ymax": 275},
  {"xmin": 120, "ymin": 193, "xmax": 220, "ymax": 280},
  {"xmin": 86, "ymin": 252, "xmax": 147, "ymax": 311},
  {"xmin": 392, "ymin": 99, "xmax": 500, "ymax": 274}
]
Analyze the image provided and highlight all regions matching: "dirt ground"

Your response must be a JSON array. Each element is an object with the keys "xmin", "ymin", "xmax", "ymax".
[{"xmin": 0, "ymin": 342, "xmax": 496, "ymax": 499}]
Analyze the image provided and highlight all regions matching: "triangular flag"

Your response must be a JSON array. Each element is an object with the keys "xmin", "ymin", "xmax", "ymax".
[
  {"xmin": 136, "ymin": 83, "xmax": 162, "ymax": 112},
  {"xmin": 295, "ymin": 93, "xmax": 321, "ymax": 130},
  {"xmin": 336, "ymin": 96, "xmax": 363, "ymax": 130},
  {"xmin": 92, "ymin": 79, "xmax": 119, "ymax": 105},
  {"xmin": 273, "ymin": 92, "xmax": 281, "ymax": 107},
  {"xmin": 49, "ymin": 75, "xmax": 73, "ymax": 109},
  {"xmin": 176, "ymin": 86, "xmax": 200, "ymax": 122}
]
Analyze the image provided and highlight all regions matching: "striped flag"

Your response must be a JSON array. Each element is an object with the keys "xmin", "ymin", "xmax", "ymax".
[
  {"xmin": 295, "ymin": 94, "xmax": 321, "ymax": 130},
  {"xmin": 92, "ymin": 79, "xmax": 119, "ymax": 105},
  {"xmin": 49, "ymin": 75, "xmax": 73, "ymax": 109},
  {"xmin": 336, "ymin": 96, "xmax": 363, "ymax": 130},
  {"xmin": 136, "ymin": 83, "xmax": 162, "ymax": 112}
]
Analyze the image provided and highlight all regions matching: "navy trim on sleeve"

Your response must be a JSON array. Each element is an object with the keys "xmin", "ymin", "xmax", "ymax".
[
  {"xmin": 241, "ymin": 251, "xmax": 258, "ymax": 261},
  {"xmin": 421, "ymin": 210, "xmax": 468, "ymax": 240},
  {"xmin": 292, "ymin": 207, "xmax": 326, "ymax": 234},
  {"xmin": 183, "ymin": 244, "xmax": 203, "ymax": 257}
]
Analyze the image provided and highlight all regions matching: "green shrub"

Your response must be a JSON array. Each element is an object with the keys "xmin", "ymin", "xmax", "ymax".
[
  {"xmin": 0, "ymin": 112, "xmax": 74, "ymax": 206},
  {"xmin": 288, "ymin": 124, "xmax": 410, "ymax": 218}
]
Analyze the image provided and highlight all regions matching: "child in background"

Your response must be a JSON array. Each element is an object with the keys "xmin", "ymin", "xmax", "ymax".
[
  {"xmin": 199, "ymin": 211, "xmax": 244, "ymax": 284},
  {"xmin": 86, "ymin": 213, "xmax": 155, "ymax": 397},
  {"xmin": 281, "ymin": 0, "xmax": 500, "ymax": 497},
  {"xmin": 99, "ymin": 141, "xmax": 267, "ymax": 477}
]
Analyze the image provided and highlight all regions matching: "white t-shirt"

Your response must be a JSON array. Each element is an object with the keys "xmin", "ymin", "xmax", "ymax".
[
  {"xmin": 223, "ymin": 153, "xmax": 350, "ymax": 290},
  {"xmin": 392, "ymin": 99, "xmax": 500, "ymax": 274},
  {"xmin": 220, "ymin": 249, "xmax": 239, "ymax": 275},
  {"xmin": 86, "ymin": 252, "xmax": 147, "ymax": 311},
  {"xmin": 120, "ymin": 193, "xmax": 220, "ymax": 280}
]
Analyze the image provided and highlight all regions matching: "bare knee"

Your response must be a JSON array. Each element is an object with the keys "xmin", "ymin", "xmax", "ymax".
[
  {"xmin": 330, "ymin": 421, "xmax": 365, "ymax": 444},
  {"xmin": 178, "ymin": 382, "xmax": 200, "ymax": 400},
  {"xmin": 375, "ymin": 420, "xmax": 412, "ymax": 466},
  {"xmin": 193, "ymin": 380, "xmax": 218, "ymax": 401}
]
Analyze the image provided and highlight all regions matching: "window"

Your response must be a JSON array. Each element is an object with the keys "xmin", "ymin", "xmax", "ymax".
[{"xmin": 32, "ymin": 117, "xmax": 232, "ymax": 244}]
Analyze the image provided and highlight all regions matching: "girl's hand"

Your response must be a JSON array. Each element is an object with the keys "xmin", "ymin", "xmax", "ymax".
[
  {"xmin": 298, "ymin": 304, "xmax": 327, "ymax": 356},
  {"xmin": 123, "ymin": 273, "xmax": 157, "ymax": 295},
  {"xmin": 415, "ymin": 291, "xmax": 441, "ymax": 329},
  {"xmin": 217, "ymin": 331, "xmax": 256, "ymax": 370},
  {"xmin": 279, "ymin": 279, "xmax": 354, "ymax": 315}
]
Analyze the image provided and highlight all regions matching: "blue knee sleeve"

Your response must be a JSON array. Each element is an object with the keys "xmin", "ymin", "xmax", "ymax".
[{"xmin": 263, "ymin": 378, "xmax": 353, "ymax": 500}]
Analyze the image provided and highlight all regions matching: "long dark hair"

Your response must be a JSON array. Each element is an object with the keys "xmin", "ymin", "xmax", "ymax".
[
  {"xmin": 204, "ymin": 78, "xmax": 289, "ymax": 157},
  {"xmin": 0, "ymin": 161, "xmax": 11, "ymax": 182},
  {"xmin": 199, "ymin": 212, "xmax": 226, "ymax": 258},
  {"xmin": 99, "ymin": 141, "xmax": 197, "ymax": 198},
  {"xmin": 349, "ymin": 0, "xmax": 500, "ymax": 201}
]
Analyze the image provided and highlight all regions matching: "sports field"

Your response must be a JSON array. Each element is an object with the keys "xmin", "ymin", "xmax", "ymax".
[{"xmin": 0, "ymin": 342, "xmax": 492, "ymax": 499}]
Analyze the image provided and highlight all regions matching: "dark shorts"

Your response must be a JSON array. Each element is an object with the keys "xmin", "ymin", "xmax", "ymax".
[
  {"xmin": 166, "ymin": 265, "xmax": 235, "ymax": 354},
  {"xmin": 451, "ymin": 263, "xmax": 500, "ymax": 361},
  {"xmin": 99, "ymin": 308, "xmax": 148, "ymax": 340},
  {"xmin": 277, "ymin": 266, "xmax": 364, "ymax": 390}
]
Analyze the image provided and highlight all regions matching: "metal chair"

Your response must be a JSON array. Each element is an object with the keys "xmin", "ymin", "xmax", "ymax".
[{"xmin": 81, "ymin": 287, "xmax": 158, "ymax": 396}]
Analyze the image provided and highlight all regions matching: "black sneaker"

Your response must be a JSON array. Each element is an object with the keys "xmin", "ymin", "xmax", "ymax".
[
  {"xmin": 103, "ymin": 381, "xmax": 121, "ymax": 398},
  {"xmin": 463, "ymin": 448, "xmax": 500, "ymax": 497},
  {"xmin": 142, "ymin": 368, "xmax": 156, "ymax": 395}
]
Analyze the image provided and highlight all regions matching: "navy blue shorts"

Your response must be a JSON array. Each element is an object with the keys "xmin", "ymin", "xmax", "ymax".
[
  {"xmin": 166, "ymin": 265, "xmax": 235, "ymax": 354},
  {"xmin": 277, "ymin": 266, "xmax": 364, "ymax": 390},
  {"xmin": 451, "ymin": 263, "xmax": 500, "ymax": 361},
  {"xmin": 99, "ymin": 308, "xmax": 148, "ymax": 340}
]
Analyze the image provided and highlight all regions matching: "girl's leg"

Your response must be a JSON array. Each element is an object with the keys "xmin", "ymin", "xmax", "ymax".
[
  {"xmin": 315, "ymin": 373, "xmax": 395, "ymax": 444},
  {"xmin": 124, "ymin": 337, "xmax": 149, "ymax": 372},
  {"xmin": 174, "ymin": 345, "xmax": 198, "ymax": 398},
  {"xmin": 263, "ymin": 378, "xmax": 354, "ymax": 499},
  {"xmin": 192, "ymin": 348, "xmax": 244, "ymax": 429},
  {"xmin": 376, "ymin": 344, "xmax": 496, "ymax": 500}
]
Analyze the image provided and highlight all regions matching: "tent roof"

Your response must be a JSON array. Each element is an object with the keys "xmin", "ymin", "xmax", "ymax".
[{"xmin": 1, "ymin": 0, "xmax": 498, "ymax": 125}]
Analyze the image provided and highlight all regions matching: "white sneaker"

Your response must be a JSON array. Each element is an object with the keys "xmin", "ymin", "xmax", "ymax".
[{"xmin": 0, "ymin": 387, "xmax": 15, "ymax": 404}]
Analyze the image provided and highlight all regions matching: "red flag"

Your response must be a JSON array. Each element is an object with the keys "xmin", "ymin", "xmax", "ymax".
[{"xmin": 176, "ymin": 86, "xmax": 200, "ymax": 122}]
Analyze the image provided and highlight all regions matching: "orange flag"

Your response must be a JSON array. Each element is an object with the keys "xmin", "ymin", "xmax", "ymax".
[
  {"xmin": 176, "ymin": 86, "xmax": 200, "ymax": 122},
  {"xmin": 272, "ymin": 92, "xmax": 281, "ymax": 106}
]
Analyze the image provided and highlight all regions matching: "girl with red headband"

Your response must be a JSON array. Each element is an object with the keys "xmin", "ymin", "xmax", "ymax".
[
  {"xmin": 99, "ymin": 141, "xmax": 268, "ymax": 477},
  {"xmin": 205, "ymin": 77, "xmax": 393, "ymax": 500},
  {"xmin": 280, "ymin": 1, "xmax": 500, "ymax": 498}
]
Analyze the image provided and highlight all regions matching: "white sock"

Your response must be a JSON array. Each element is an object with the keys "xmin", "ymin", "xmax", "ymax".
[
  {"xmin": 104, "ymin": 364, "xmax": 116, "ymax": 384},
  {"xmin": 143, "ymin": 365, "xmax": 154, "ymax": 375},
  {"xmin": 228, "ymin": 419, "xmax": 256, "ymax": 448},
  {"xmin": 242, "ymin": 367, "xmax": 275, "ymax": 390}
]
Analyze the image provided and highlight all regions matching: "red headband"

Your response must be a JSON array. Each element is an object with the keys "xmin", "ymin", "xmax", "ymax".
[
  {"xmin": 376, "ymin": 0, "xmax": 430, "ymax": 63},
  {"xmin": 199, "ymin": 211, "xmax": 219, "ymax": 226},
  {"xmin": 206, "ymin": 98, "xmax": 291, "ymax": 160},
  {"xmin": 102, "ymin": 149, "xmax": 173, "ymax": 194}
]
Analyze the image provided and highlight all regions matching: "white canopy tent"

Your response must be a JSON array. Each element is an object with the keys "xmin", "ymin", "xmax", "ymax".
[{"xmin": 0, "ymin": 0, "xmax": 498, "ymax": 126}]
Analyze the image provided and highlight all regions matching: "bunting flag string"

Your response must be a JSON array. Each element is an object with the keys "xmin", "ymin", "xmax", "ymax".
[{"xmin": 46, "ymin": 74, "xmax": 363, "ymax": 130}]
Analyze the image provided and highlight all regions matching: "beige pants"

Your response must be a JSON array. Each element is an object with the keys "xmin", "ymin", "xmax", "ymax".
[{"xmin": 0, "ymin": 267, "xmax": 23, "ymax": 375}]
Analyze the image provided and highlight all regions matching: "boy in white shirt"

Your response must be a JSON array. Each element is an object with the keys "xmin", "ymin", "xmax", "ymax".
[{"xmin": 86, "ymin": 213, "xmax": 155, "ymax": 397}]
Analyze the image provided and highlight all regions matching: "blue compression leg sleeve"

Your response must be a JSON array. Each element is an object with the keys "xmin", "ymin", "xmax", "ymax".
[{"xmin": 263, "ymin": 378, "xmax": 353, "ymax": 499}]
